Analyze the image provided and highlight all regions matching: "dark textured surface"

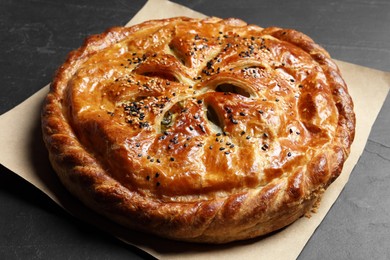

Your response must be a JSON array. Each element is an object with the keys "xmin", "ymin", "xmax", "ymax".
[{"xmin": 1, "ymin": 0, "xmax": 389, "ymax": 259}]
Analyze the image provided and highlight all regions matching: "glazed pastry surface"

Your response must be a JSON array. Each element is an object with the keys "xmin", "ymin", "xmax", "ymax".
[{"xmin": 42, "ymin": 17, "xmax": 355, "ymax": 243}]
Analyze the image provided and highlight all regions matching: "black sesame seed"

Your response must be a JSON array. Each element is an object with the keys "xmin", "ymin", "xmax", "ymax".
[
  {"xmin": 138, "ymin": 153, "xmax": 142, "ymax": 157},
  {"xmin": 170, "ymin": 157, "xmax": 175, "ymax": 161},
  {"xmin": 230, "ymin": 118, "xmax": 238, "ymax": 124},
  {"xmin": 209, "ymin": 145, "xmax": 213, "ymax": 150},
  {"xmin": 239, "ymin": 112, "xmax": 246, "ymax": 116},
  {"xmin": 224, "ymin": 151, "xmax": 230, "ymax": 155},
  {"xmin": 156, "ymin": 182, "xmax": 160, "ymax": 187},
  {"xmin": 156, "ymin": 159, "xmax": 161, "ymax": 163},
  {"xmin": 246, "ymin": 136, "xmax": 251, "ymax": 140},
  {"xmin": 240, "ymin": 131, "xmax": 246, "ymax": 135},
  {"xmin": 139, "ymin": 122, "xmax": 149, "ymax": 128},
  {"xmin": 216, "ymin": 133, "xmax": 222, "ymax": 136},
  {"xmin": 230, "ymin": 144, "xmax": 235, "ymax": 148},
  {"xmin": 146, "ymin": 176, "xmax": 150, "ymax": 181},
  {"xmin": 287, "ymin": 152, "xmax": 292, "ymax": 157},
  {"xmin": 219, "ymin": 147, "xmax": 225, "ymax": 151},
  {"xmin": 155, "ymin": 173, "xmax": 160, "ymax": 178},
  {"xmin": 136, "ymin": 143, "xmax": 140, "ymax": 147}
]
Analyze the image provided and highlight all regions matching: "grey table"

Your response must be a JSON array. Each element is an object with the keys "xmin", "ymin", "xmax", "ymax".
[{"xmin": 1, "ymin": 0, "xmax": 389, "ymax": 259}]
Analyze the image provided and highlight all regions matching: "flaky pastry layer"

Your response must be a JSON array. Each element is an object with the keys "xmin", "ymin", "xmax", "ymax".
[{"xmin": 41, "ymin": 17, "xmax": 355, "ymax": 243}]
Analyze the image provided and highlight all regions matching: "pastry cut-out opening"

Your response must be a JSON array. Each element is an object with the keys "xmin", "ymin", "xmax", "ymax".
[
  {"xmin": 141, "ymin": 71, "xmax": 179, "ymax": 82},
  {"xmin": 160, "ymin": 110, "xmax": 176, "ymax": 132},
  {"xmin": 215, "ymin": 83, "xmax": 251, "ymax": 98},
  {"xmin": 206, "ymin": 105, "xmax": 224, "ymax": 133},
  {"xmin": 168, "ymin": 43, "xmax": 186, "ymax": 65}
]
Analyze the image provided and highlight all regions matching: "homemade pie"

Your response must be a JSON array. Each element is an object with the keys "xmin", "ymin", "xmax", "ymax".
[{"xmin": 41, "ymin": 17, "xmax": 355, "ymax": 243}]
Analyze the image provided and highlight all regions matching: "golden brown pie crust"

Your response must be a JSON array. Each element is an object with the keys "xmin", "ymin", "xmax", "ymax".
[{"xmin": 41, "ymin": 17, "xmax": 355, "ymax": 243}]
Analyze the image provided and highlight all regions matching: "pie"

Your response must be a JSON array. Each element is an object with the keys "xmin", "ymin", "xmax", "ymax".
[{"xmin": 41, "ymin": 17, "xmax": 355, "ymax": 243}]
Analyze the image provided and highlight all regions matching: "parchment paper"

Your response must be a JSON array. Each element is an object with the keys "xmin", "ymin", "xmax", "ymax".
[{"xmin": 1, "ymin": 0, "xmax": 389, "ymax": 259}]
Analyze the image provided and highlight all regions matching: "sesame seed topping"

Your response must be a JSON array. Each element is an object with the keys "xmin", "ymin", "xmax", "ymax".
[{"xmin": 230, "ymin": 118, "xmax": 238, "ymax": 124}]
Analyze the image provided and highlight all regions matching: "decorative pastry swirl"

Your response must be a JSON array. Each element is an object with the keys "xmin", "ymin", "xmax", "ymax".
[{"xmin": 42, "ymin": 17, "xmax": 355, "ymax": 243}]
